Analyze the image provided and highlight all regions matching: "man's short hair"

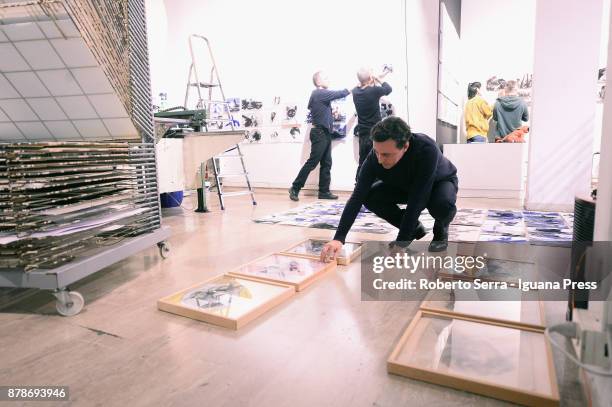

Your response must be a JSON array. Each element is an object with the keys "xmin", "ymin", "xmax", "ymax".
[
  {"xmin": 505, "ymin": 80, "xmax": 517, "ymax": 93},
  {"xmin": 370, "ymin": 117, "xmax": 413, "ymax": 148},
  {"xmin": 313, "ymin": 71, "xmax": 322, "ymax": 87},
  {"xmin": 357, "ymin": 68, "xmax": 372, "ymax": 85}
]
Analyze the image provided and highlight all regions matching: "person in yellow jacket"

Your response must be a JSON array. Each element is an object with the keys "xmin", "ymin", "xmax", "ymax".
[{"xmin": 464, "ymin": 82, "xmax": 492, "ymax": 143}]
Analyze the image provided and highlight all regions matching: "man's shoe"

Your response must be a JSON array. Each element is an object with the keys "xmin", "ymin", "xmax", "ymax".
[
  {"xmin": 429, "ymin": 225, "xmax": 449, "ymax": 252},
  {"xmin": 318, "ymin": 192, "xmax": 338, "ymax": 200},
  {"xmin": 289, "ymin": 187, "xmax": 299, "ymax": 201},
  {"xmin": 413, "ymin": 222, "xmax": 427, "ymax": 240},
  {"xmin": 428, "ymin": 240, "xmax": 448, "ymax": 252}
]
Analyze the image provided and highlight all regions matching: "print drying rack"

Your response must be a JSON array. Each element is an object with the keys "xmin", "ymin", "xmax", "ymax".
[{"xmin": 0, "ymin": 0, "xmax": 170, "ymax": 315}]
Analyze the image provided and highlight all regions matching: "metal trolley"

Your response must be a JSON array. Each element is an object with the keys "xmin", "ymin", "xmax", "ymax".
[{"xmin": 0, "ymin": 0, "xmax": 171, "ymax": 315}]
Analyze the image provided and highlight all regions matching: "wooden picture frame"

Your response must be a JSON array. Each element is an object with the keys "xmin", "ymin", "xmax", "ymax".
[
  {"xmin": 437, "ymin": 257, "xmax": 536, "ymax": 288},
  {"xmin": 228, "ymin": 253, "xmax": 336, "ymax": 291},
  {"xmin": 388, "ymin": 310, "xmax": 559, "ymax": 407},
  {"xmin": 419, "ymin": 289, "xmax": 546, "ymax": 331},
  {"xmin": 157, "ymin": 274, "xmax": 295, "ymax": 330},
  {"xmin": 278, "ymin": 238, "xmax": 362, "ymax": 266}
]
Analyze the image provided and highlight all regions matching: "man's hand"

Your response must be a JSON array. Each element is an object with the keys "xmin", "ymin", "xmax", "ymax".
[{"xmin": 320, "ymin": 240, "xmax": 343, "ymax": 262}]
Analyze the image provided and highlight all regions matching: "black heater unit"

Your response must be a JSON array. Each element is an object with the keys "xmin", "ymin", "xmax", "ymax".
[{"xmin": 567, "ymin": 196, "xmax": 596, "ymax": 320}]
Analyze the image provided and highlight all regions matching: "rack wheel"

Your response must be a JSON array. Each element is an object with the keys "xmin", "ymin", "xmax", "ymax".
[
  {"xmin": 55, "ymin": 291, "xmax": 84, "ymax": 317},
  {"xmin": 158, "ymin": 241, "xmax": 171, "ymax": 259}
]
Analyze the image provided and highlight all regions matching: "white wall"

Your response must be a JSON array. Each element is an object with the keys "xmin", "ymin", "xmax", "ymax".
[
  {"xmin": 525, "ymin": 0, "xmax": 603, "ymax": 212},
  {"xmin": 595, "ymin": 1, "xmax": 612, "ymax": 241},
  {"xmin": 459, "ymin": 0, "xmax": 536, "ymax": 106},
  {"xmin": 405, "ymin": 0, "xmax": 440, "ymax": 138},
  {"xmin": 146, "ymin": 0, "xmax": 439, "ymax": 191}
]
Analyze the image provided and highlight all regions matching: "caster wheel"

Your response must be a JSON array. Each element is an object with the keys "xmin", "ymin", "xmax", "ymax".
[
  {"xmin": 56, "ymin": 291, "xmax": 84, "ymax": 317},
  {"xmin": 158, "ymin": 241, "xmax": 170, "ymax": 259}
]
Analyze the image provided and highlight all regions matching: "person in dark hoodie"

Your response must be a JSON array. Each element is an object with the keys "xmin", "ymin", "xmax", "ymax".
[{"xmin": 492, "ymin": 80, "xmax": 529, "ymax": 140}]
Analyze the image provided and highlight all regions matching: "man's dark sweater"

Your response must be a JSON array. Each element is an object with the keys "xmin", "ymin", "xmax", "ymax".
[
  {"xmin": 352, "ymin": 82, "xmax": 392, "ymax": 136},
  {"xmin": 333, "ymin": 133, "xmax": 457, "ymax": 243},
  {"xmin": 308, "ymin": 88, "xmax": 350, "ymax": 132}
]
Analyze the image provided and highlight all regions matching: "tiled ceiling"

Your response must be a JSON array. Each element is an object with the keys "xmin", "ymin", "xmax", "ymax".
[{"xmin": 0, "ymin": 4, "xmax": 139, "ymax": 141}]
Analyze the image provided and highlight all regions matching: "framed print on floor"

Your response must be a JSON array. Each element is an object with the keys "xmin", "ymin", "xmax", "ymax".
[
  {"xmin": 157, "ymin": 274, "xmax": 295, "ymax": 330},
  {"xmin": 278, "ymin": 238, "xmax": 362, "ymax": 265},
  {"xmin": 419, "ymin": 289, "xmax": 546, "ymax": 331},
  {"xmin": 228, "ymin": 253, "xmax": 336, "ymax": 291},
  {"xmin": 387, "ymin": 311, "xmax": 559, "ymax": 407},
  {"xmin": 438, "ymin": 257, "xmax": 537, "ymax": 287}
]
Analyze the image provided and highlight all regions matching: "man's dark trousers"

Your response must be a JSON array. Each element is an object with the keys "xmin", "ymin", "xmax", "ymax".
[
  {"xmin": 363, "ymin": 177, "xmax": 458, "ymax": 239},
  {"xmin": 356, "ymin": 129, "xmax": 373, "ymax": 180},
  {"xmin": 292, "ymin": 126, "xmax": 332, "ymax": 192}
]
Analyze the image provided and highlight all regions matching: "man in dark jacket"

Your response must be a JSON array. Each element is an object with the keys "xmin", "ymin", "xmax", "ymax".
[
  {"xmin": 320, "ymin": 116, "xmax": 459, "ymax": 259},
  {"xmin": 289, "ymin": 71, "xmax": 350, "ymax": 201},
  {"xmin": 352, "ymin": 67, "xmax": 392, "ymax": 179},
  {"xmin": 492, "ymin": 80, "xmax": 529, "ymax": 139}
]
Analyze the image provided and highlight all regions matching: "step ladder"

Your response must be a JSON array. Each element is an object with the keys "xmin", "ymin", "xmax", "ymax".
[
  {"xmin": 211, "ymin": 144, "xmax": 257, "ymax": 210},
  {"xmin": 184, "ymin": 34, "xmax": 234, "ymax": 130},
  {"xmin": 184, "ymin": 34, "xmax": 256, "ymax": 210}
]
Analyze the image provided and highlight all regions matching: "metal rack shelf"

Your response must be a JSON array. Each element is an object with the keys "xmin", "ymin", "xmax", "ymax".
[
  {"xmin": 0, "ymin": 0, "xmax": 171, "ymax": 316},
  {"xmin": 0, "ymin": 227, "xmax": 171, "ymax": 290},
  {"xmin": 0, "ymin": 226, "xmax": 171, "ymax": 316}
]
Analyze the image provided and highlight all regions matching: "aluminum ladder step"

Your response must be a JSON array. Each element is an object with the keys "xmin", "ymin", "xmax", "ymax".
[
  {"xmin": 217, "ymin": 173, "xmax": 248, "ymax": 178},
  {"xmin": 190, "ymin": 82, "xmax": 220, "ymax": 88},
  {"xmin": 221, "ymin": 191, "xmax": 252, "ymax": 197}
]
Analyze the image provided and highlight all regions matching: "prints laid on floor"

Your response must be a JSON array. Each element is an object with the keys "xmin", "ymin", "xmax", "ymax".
[{"xmin": 254, "ymin": 202, "xmax": 573, "ymax": 244}]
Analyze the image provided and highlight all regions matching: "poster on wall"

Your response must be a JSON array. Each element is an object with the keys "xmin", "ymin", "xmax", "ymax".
[
  {"xmin": 234, "ymin": 97, "xmax": 306, "ymax": 144},
  {"xmin": 597, "ymin": 68, "xmax": 606, "ymax": 102},
  {"xmin": 331, "ymin": 97, "xmax": 348, "ymax": 139}
]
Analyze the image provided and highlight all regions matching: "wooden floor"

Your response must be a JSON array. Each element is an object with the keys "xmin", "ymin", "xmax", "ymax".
[{"xmin": 0, "ymin": 191, "xmax": 586, "ymax": 407}]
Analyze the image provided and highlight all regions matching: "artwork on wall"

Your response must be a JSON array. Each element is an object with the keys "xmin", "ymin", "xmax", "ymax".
[
  {"xmin": 420, "ymin": 289, "xmax": 545, "ymax": 330},
  {"xmin": 228, "ymin": 254, "xmax": 336, "ymax": 291},
  {"xmin": 387, "ymin": 311, "xmax": 559, "ymax": 407},
  {"xmin": 486, "ymin": 73, "xmax": 533, "ymax": 105},
  {"xmin": 597, "ymin": 67, "xmax": 606, "ymax": 102},
  {"xmin": 331, "ymin": 98, "xmax": 348, "ymax": 139},
  {"xmin": 224, "ymin": 97, "xmax": 306, "ymax": 144},
  {"xmin": 279, "ymin": 238, "xmax": 362, "ymax": 266},
  {"xmin": 157, "ymin": 274, "xmax": 295, "ymax": 330}
]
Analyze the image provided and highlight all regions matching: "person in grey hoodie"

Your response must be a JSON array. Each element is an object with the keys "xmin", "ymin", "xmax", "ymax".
[{"xmin": 492, "ymin": 80, "xmax": 529, "ymax": 139}]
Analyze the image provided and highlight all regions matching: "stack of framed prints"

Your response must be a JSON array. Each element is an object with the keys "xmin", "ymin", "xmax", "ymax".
[
  {"xmin": 279, "ymin": 238, "xmax": 362, "ymax": 265},
  {"xmin": 388, "ymin": 311, "xmax": 559, "ymax": 406},
  {"xmin": 228, "ymin": 253, "xmax": 337, "ymax": 291},
  {"xmin": 158, "ymin": 274, "xmax": 295, "ymax": 330}
]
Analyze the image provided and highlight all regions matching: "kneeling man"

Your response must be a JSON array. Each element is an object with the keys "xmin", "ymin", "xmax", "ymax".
[{"xmin": 321, "ymin": 116, "xmax": 458, "ymax": 260}]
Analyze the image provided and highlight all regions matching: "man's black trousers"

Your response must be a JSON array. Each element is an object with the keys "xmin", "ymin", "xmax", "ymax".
[
  {"xmin": 356, "ymin": 131, "xmax": 373, "ymax": 180},
  {"xmin": 292, "ymin": 127, "xmax": 332, "ymax": 192},
  {"xmin": 363, "ymin": 177, "xmax": 459, "ymax": 239}
]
